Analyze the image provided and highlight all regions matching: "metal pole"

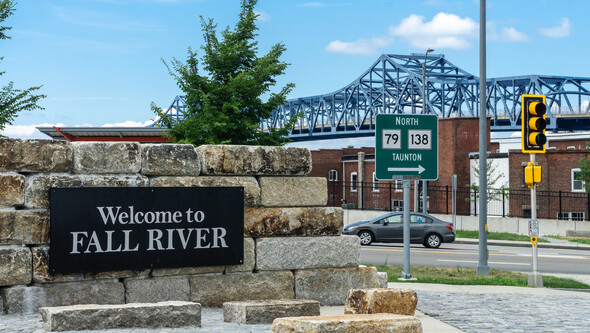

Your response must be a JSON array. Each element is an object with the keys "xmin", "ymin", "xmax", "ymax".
[
  {"xmin": 423, "ymin": 180, "xmax": 428, "ymax": 214},
  {"xmin": 414, "ymin": 180, "xmax": 419, "ymax": 212},
  {"xmin": 477, "ymin": 0, "xmax": 490, "ymax": 276},
  {"xmin": 400, "ymin": 179, "xmax": 414, "ymax": 280},
  {"xmin": 529, "ymin": 154, "xmax": 543, "ymax": 287},
  {"xmin": 452, "ymin": 174, "xmax": 457, "ymax": 228},
  {"xmin": 421, "ymin": 49, "xmax": 433, "ymax": 216}
]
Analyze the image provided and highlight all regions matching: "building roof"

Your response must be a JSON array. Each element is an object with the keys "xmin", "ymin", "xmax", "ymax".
[{"xmin": 37, "ymin": 126, "xmax": 168, "ymax": 143}]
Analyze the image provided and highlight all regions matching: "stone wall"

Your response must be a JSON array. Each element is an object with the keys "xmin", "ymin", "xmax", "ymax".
[{"xmin": 0, "ymin": 139, "xmax": 379, "ymax": 314}]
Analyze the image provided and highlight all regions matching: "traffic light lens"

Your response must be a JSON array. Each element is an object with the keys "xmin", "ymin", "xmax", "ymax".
[
  {"xmin": 529, "ymin": 133, "xmax": 547, "ymax": 145},
  {"xmin": 529, "ymin": 102, "xmax": 546, "ymax": 116},
  {"xmin": 528, "ymin": 117, "xmax": 546, "ymax": 131}
]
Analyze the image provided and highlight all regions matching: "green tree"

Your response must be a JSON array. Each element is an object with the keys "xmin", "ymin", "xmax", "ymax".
[
  {"xmin": 577, "ymin": 145, "xmax": 590, "ymax": 192},
  {"xmin": 467, "ymin": 155, "xmax": 509, "ymax": 203},
  {"xmin": 153, "ymin": 0, "xmax": 298, "ymax": 146},
  {"xmin": 0, "ymin": 0, "xmax": 45, "ymax": 132}
]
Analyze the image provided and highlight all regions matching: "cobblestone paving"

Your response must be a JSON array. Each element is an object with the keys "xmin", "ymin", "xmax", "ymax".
[
  {"xmin": 0, "ymin": 308, "xmax": 272, "ymax": 333},
  {"xmin": 416, "ymin": 290, "xmax": 590, "ymax": 333}
]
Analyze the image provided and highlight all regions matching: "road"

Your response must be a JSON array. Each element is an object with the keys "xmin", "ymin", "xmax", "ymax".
[{"xmin": 360, "ymin": 242, "xmax": 590, "ymax": 275}]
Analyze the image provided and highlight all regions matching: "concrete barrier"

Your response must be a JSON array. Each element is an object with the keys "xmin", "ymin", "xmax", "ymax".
[
  {"xmin": 271, "ymin": 313, "xmax": 422, "ymax": 333},
  {"xmin": 39, "ymin": 301, "xmax": 201, "ymax": 331},
  {"xmin": 223, "ymin": 299, "xmax": 320, "ymax": 324}
]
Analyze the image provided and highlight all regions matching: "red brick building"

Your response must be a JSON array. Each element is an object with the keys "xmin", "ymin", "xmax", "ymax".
[
  {"xmin": 309, "ymin": 118, "xmax": 590, "ymax": 220},
  {"xmin": 309, "ymin": 117, "xmax": 488, "ymax": 213}
]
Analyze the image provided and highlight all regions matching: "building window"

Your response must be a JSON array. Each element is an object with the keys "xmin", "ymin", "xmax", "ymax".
[
  {"xmin": 328, "ymin": 169, "xmax": 337, "ymax": 182},
  {"xmin": 350, "ymin": 172, "xmax": 357, "ymax": 192},
  {"xmin": 558, "ymin": 212, "xmax": 585, "ymax": 221},
  {"xmin": 372, "ymin": 172, "xmax": 379, "ymax": 192},
  {"xmin": 395, "ymin": 180, "xmax": 403, "ymax": 192},
  {"xmin": 572, "ymin": 168, "xmax": 585, "ymax": 192},
  {"xmin": 392, "ymin": 200, "xmax": 403, "ymax": 211}
]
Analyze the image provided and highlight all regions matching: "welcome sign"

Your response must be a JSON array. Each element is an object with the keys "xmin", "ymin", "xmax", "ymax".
[{"xmin": 49, "ymin": 187, "xmax": 244, "ymax": 274}]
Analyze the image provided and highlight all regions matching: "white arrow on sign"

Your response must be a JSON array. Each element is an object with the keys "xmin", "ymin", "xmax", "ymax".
[{"xmin": 387, "ymin": 165, "xmax": 426, "ymax": 174}]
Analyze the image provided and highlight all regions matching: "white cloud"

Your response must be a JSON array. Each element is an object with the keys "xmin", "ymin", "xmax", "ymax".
[
  {"xmin": 325, "ymin": 37, "xmax": 392, "ymax": 55},
  {"xmin": 1, "ymin": 123, "xmax": 66, "ymax": 139},
  {"xmin": 501, "ymin": 27, "xmax": 529, "ymax": 42},
  {"xmin": 539, "ymin": 17, "xmax": 571, "ymax": 38},
  {"xmin": 254, "ymin": 10, "xmax": 271, "ymax": 22},
  {"xmin": 389, "ymin": 13, "xmax": 478, "ymax": 49}
]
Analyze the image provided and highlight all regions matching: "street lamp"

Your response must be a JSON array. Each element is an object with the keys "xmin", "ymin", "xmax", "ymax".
[
  {"xmin": 421, "ymin": 48, "xmax": 434, "ymax": 214},
  {"xmin": 422, "ymin": 48, "xmax": 435, "ymax": 114}
]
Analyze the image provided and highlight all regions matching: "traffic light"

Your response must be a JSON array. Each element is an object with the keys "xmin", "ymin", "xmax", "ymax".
[{"xmin": 521, "ymin": 94, "xmax": 547, "ymax": 153}]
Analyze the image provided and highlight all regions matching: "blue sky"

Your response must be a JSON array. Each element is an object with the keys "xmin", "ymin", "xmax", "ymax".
[{"xmin": 1, "ymin": 0, "xmax": 584, "ymax": 146}]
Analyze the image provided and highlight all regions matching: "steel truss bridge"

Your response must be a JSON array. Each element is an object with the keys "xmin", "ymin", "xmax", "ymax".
[{"xmin": 155, "ymin": 54, "xmax": 590, "ymax": 141}]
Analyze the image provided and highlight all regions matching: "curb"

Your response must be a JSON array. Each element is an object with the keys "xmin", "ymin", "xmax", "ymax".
[{"xmin": 453, "ymin": 238, "xmax": 590, "ymax": 251}]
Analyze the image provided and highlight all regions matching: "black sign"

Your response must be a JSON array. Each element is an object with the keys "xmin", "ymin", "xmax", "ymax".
[{"xmin": 49, "ymin": 187, "xmax": 244, "ymax": 274}]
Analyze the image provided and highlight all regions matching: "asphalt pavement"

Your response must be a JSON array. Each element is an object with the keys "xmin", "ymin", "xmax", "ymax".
[{"xmin": 2, "ymin": 238, "xmax": 590, "ymax": 332}]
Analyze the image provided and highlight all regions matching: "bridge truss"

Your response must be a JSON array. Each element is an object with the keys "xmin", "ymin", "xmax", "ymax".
[{"xmin": 155, "ymin": 54, "xmax": 590, "ymax": 141}]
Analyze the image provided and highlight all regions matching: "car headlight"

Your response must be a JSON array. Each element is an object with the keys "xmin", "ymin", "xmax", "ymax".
[{"xmin": 345, "ymin": 226, "xmax": 359, "ymax": 231}]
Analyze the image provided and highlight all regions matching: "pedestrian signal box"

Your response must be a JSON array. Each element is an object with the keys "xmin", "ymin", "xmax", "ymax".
[
  {"xmin": 521, "ymin": 94, "xmax": 547, "ymax": 153},
  {"xmin": 524, "ymin": 162, "xmax": 542, "ymax": 188}
]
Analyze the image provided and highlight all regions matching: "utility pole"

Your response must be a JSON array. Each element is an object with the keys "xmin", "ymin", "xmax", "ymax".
[{"xmin": 477, "ymin": 0, "xmax": 490, "ymax": 276}]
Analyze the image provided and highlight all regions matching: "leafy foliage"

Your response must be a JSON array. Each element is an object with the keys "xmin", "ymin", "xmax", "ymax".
[
  {"xmin": 576, "ymin": 152, "xmax": 590, "ymax": 193},
  {"xmin": 0, "ymin": 0, "xmax": 45, "ymax": 132},
  {"xmin": 467, "ymin": 155, "xmax": 509, "ymax": 203},
  {"xmin": 153, "ymin": 0, "xmax": 298, "ymax": 146}
]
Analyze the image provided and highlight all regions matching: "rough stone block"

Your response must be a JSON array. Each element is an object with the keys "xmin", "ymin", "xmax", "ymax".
[
  {"xmin": 189, "ymin": 271, "xmax": 294, "ymax": 307},
  {"xmin": 259, "ymin": 177, "xmax": 327, "ymax": 207},
  {"xmin": 79, "ymin": 174, "xmax": 150, "ymax": 187},
  {"xmin": 225, "ymin": 237, "xmax": 255, "ymax": 273},
  {"xmin": 378, "ymin": 271, "xmax": 389, "ymax": 288},
  {"xmin": 24, "ymin": 174, "xmax": 148, "ymax": 208},
  {"xmin": 141, "ymin": 144, "xmax": 201, "ymax": 176},
  {"xmin": 294, "ymin": 267, "xmax": 381, "ymax": 306},
  {"xmin": 271, "ymin": 314, "xmax": 422, "ymax": 333},
  {"xmin": 151, "ymin": 176, "xmax": 260, "ymax": 207},
  {"xmin": 1, "ymin": 280, "xmax": 125, "ymax": 314},
  {"xmin": 223, "ymin": 299, "xmax": 320, "ymax": 324},
  {"xmin": 197, "ymin": 145, "xmax": 311, "ymax": 176},
  {"xmin": 24, "ymin": 175, "xmax": 82, "ymax": 208},
  {"xmin": 125, "ymin": 277, "xmax": 190, "ymax": 303},
  {"xmin": 72, "ymin": 142, "xmax": 141, "ymax": 174},
  {"xmin": 151, "ymin": 266, "xmax": 224, "ymax": 277},
  {"xmin": 244, "ymin": 207, "xmax": 343, "ymax": 237},
  {"xmin": 256, "ymin": 236, "xmax": 359, "ymax": 271},
  {"xmin": 0, "ymin": 139, "xmax": 72, "ymax": 172},
  {"xmin": 0, "ymin": 173, "xmax": 25, "ymax": 207},
  {"xmin": 0, "ymin": 246, "xmax": 32, "ymax": 286},
  {"xmin": 40, "ymin": 301, "xmax": 201, "ymax": 331},
  {"xmin": 32, "ymin": 246, "xmax": 149, "ymax": 283},
  {"xmin": 344, "ymin": 288, "xmax": 418, "ymax": 316},
  {"xmin": 0, "ymin": 210, "xmax": 49, "ymax": 245}
]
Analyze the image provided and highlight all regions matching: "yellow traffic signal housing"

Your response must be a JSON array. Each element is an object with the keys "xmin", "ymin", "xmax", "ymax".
[
  {"xmin": 524, "ymin": 162, "xmax": 542, "ymax": 188},
  {"xmin": 521, "ymin": 94, "xmax": 547, "ymax": 153}
]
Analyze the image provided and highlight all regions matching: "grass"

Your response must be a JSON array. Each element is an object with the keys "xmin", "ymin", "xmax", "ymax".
[
  {"xmin": 375, "ymin": 264, "xmax": 590, "ymax": 289},
  {"xmin": 544, "ymin": 234, "xmax": 590, "ymax": 245},
  {"xmin": 456, "ymin": 230, "xmax": 550, "ymax": 243}
]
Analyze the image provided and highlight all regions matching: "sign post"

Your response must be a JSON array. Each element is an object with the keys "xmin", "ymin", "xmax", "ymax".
[{"xmin": 376, "ymin": 114, "xmax": 439, "ymax": 280}]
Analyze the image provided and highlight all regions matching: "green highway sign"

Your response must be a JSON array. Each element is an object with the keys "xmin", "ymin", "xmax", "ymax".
[{"xmin": 375, "ymin": 114, "xmax": 439, "ymax": 180}]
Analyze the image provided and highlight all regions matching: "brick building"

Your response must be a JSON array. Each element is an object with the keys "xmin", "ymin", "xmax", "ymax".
[
  {"xmin": 309, "ymin": 118, "xmax": 590, "ymax": 220},
  {"xmin": 309, "ymin": 117, "xmax": 488, "ymax": 213},
  {"xmin": 509, "ymin": 149, "xmax": 590, "ymax": 220}
]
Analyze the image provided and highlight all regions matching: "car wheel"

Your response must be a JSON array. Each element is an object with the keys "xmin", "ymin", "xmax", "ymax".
[
  {"xmin": 358, "ymin": 231, "xmax": 374, "ymax": 246},
  {"xmin": 424, "ymin": 233, "xmax": 442, "ymax": 248}
]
